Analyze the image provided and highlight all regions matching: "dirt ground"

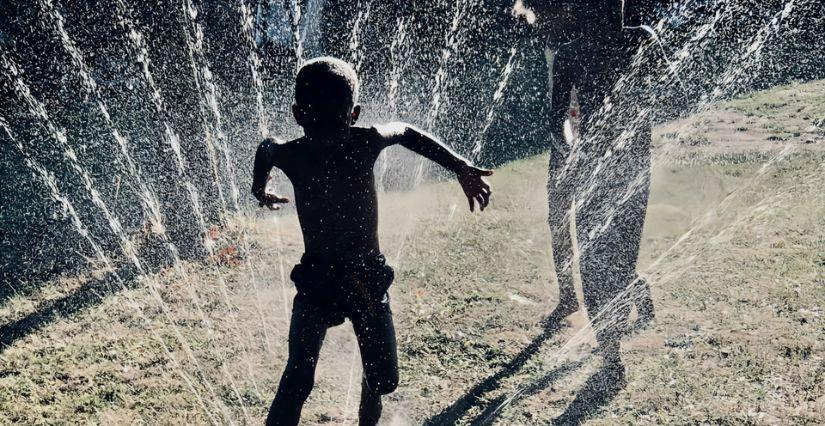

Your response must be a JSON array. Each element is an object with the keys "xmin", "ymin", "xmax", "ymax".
[{"xmin": 0, "ymin": 81, "xmax": 823, "ymax": 425}]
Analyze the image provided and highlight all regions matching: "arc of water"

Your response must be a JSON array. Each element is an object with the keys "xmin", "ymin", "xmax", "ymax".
[
  {"xmin": 42, "ymin": 5, "xmax": 257, "ymax": 401},
  {"xmin": 39, "ymin": 3, "xmax": 234, "ymax": 345},
  {"xmin": 2, "ymin": 52, "xmax": 141, "ymax": 270},
  {"xmin": 11, "ymin": 2, "xmax": 262, "ymax": 410},
  {"xmin": 181, "ymin": 0, "xmax": 241, "ymax": 210},
  {"xmin": 291, "ymin": 0, "xmax": 304, "ymax": 71},
  {"xmin": 115, "ymin": 0, "xmax": 229, "ymax": 215},
  {"xmin": 237, "ymin": 0, "xmax": 291, "ymax": 349},
  {"xmin": 240, "ymin": 0, "xmax": 270, "ymax": 138},
  {"xmin": 423, "ymin": 0, "xmax": 471, "ymax": 130},
  {"xmin": 341, "ymin": 340, "xmax": 360, "ymax": 423},
  {"xmin": 471, "ymin": 47, "xmax": 520, "ymax": 161},
  {"xmin": 33, "ymin": 0, "xmax": 170, "ymax": 242},
  {"xmin": 123, "ymin": 3, "xmax": 276, "ymax": 401},
  {"xmin": 348, "ymin": 2, "xmax": 371, "ymax": 76},
  {"xmin": 0, "ymin": 84, "xmax": 234, "ymax": 422},
  {"xmin": 2, "ymin": 35, "xmax": 226, "ymax": 374},
  {"xmin": 414, "ymin": 0, "xmax": 473, "ymax": 185},
  {"xmin": 40, "ymin": 0, "xmax": 222, "ymax": 325},
  {"xmin": 387, "ymin": 17, "xmax": 409, "ymax": 118},
  {"xmin": 376, "ymin": 17, "xmax": 410, "ymax": 192}
]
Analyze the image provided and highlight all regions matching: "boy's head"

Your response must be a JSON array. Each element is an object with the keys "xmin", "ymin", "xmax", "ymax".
[{"xmin": 293, "ymin": 57, "xmax": 361, "ymax": 135}]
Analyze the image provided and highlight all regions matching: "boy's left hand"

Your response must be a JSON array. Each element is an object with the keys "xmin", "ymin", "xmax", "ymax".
[
  {"xmin": 259, "ymin": 192, "xmax": 290, "ymax": 210},
  {"xmin": 457, "ymin": 165, "xmax": 493, "ymax": 212}
]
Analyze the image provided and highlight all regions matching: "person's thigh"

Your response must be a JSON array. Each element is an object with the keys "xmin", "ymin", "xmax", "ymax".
[
  {"xmin": 550, "ymin": 54, "xmax": 576, "ymax": 139},
  {"xmin": 350, "ymin": 300, "xmax": 398, "ymax": 394},
  {"xmin": 606, "ymin": 124, "xmax": 652, "ymax": 271}
]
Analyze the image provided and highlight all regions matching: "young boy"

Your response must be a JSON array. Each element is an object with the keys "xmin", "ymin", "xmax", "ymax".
[{"xmin": 252, "ymin": 57, "xmax": 492, "ymax": 426}]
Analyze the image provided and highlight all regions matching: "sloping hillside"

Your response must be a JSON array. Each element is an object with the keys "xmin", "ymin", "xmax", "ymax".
[{"xmin": 1, "ymin": 81, "xmax": 823, "ymax": 424}]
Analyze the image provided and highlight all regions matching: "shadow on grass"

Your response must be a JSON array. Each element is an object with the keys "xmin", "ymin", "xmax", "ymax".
[
  {"xmin": 467, "ymin": 358, "xmax": 587, "ymax": 425},
  {"xmin": 472, "ymin": 354, "xmax": 626, "ymax": 425},
  {"xmin": 0, "ymin": 265, "xmax": 138, "ymax": 352},
  {"xmin": 424, "ymin": 318, "xmax": 567, "ymax": 425},
  {"xmin": 550, "ymin": 360, "xmax": 627, "ymax": 425},
  {"xmin": 425, "ymin": 308, "xmax": 634, "ymax": 425}
]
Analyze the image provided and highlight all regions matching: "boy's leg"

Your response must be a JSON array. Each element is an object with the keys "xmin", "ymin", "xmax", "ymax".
[
  {"xmin": 350, "ymin": 297, "xmax": 398, "ymax": 426},
  {"xmin": 267, "ymin": 296, "xmax": 329, "ymax": 426}
]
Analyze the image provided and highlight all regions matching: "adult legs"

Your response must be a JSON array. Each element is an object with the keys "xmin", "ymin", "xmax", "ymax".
[
  {"xmin": 619, "ymin": 124, "xmax": 655, "ymax": 325},
  {"xmin": 546, "ymin": 47, "xmax": 579, "ymax": 321},
  {"xmin": 547, "ymin": 151, "xmax": 578, "ymax": 319},
  {"xmin": 350, "ymin": 298, "xmax": 398, "ymax": 426},
  {"xmin": 571, "ymin": 50, "xmax": 639, "ymax": 365},
  {"xmin": 267, "ymin": 297, "xmax": 329, "ymax": 426},
  {"xmin": 576, "ymin": 117, "xmax": 654, "ymax": 366}
]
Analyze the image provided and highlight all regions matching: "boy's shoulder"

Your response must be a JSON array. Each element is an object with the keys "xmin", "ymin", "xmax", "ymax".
[
  {"xmin": 351, "ymin": 125, "xmax": 382, "ymax": 142},
  {"xmin": 371, "ymin": 122, "xmax": 407, "ymax": 140},
  {"xmin": 349, "ymin": 126, "xmax": 387, "ymax": 153},
  {"xmin": 356, "ymin": 123, "xmax": 409, "ymax": 151},
  {"xmin": 262, "ymin": 136, "xmax": 301, "ymax": 153}
]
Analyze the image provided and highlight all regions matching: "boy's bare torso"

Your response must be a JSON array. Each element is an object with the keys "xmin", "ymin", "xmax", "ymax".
[{"xmin": 273, "ymin": 127, "xmax": 383, "ymax": 259}]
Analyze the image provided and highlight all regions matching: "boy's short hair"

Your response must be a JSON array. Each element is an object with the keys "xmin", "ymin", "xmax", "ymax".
[{"xmin": 295, "ymin": 57, "xmax": 360, "ymax": 109}]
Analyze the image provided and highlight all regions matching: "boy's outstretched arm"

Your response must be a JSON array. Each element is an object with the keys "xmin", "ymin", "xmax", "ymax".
[
  {"xmin": 377, "ymin": 123, "xmax": 493, "ymax": 212},
  {"xmin": 251, "ymin": 138, "xmax": 290, "ymax": 210}
]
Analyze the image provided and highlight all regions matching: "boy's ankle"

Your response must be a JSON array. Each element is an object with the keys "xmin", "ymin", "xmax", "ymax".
[{"xmin": 358, "ymin": 392, "xmax": 382, "ymax": 426}]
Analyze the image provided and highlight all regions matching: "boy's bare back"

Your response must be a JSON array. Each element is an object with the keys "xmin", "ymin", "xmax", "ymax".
[
  {"xmin": 256, "ymin": 127, "xmax": 384, "ymax": 259},
  {"xmin": 254, "ymin": 123, "xmax": 492, "ymax": 260}
]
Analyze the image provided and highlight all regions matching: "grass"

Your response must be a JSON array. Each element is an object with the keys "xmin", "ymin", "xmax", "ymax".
[{"xmin": 1, "ymin": 80, "xmax": 824, "ymax": 425}]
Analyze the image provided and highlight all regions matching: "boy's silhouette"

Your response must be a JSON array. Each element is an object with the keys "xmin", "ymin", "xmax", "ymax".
[{"xmin": 252, "ymin": 57, "xmax": 492, "ymax": 426}]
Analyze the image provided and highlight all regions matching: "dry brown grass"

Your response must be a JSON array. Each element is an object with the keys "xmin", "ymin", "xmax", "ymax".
[{"xmin": 1, "ymin": 81, "xmax": 823, "ymax": 425}]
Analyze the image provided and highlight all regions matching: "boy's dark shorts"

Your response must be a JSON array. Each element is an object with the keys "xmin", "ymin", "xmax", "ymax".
[{"xmin": 289, "ymin": 250, "xmax": 394, "ymax": 326}]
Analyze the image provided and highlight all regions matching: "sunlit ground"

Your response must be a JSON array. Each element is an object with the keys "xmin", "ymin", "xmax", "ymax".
[{"xmin": 1, "ymin": 81, "xmax": 823, "ymax": 424}]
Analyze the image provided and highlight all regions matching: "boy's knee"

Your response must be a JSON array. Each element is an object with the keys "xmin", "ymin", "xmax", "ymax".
[
  {"xmin": 382, "ymin": 372, "xmax": 399, "ymax": 394},
  {"xmin": 365, "ymin": 370, "xmax": 398, "ymax": 396}
]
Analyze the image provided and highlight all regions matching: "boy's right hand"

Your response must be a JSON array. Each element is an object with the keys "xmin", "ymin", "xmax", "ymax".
[
  {"xmin": 457, "ymin": 165, "xmax": 493, "ymax": 212},
  {"xmin": 259, "ymin": 192, "xmax": 290, "ymax": 210}
]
